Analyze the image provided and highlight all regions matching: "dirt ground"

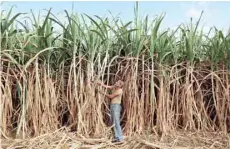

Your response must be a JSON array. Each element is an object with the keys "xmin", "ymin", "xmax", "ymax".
[{"xmin": 1, "ymin": 129, "xmax": 230, "ymax": 149}]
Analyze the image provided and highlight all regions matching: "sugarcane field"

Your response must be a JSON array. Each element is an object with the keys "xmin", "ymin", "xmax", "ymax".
[{"xmin": 1, "ymin": 1, "xmax": 230, "ymax": 149}]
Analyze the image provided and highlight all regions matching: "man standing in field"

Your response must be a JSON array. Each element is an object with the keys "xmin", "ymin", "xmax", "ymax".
[{"xmin": 96, "ymin": 80, "xmax": 125, "ymax": 143}]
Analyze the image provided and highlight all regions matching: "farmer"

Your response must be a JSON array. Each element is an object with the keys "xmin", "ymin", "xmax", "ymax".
[{"xmin": 87, "ymin": 79, "xmax": 124, "ymax": 142}]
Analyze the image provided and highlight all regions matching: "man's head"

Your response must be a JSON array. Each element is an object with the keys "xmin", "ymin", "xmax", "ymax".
[{"xmin": 114, "ymin": 80, "xmax": 124, "ymax": 88}]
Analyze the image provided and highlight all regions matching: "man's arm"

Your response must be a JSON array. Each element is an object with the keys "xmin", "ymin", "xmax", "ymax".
[
  {"xmin": 97, "ymin": 81, "xmax": 114, "ymax": 89},
  {"xmin": 99, "ymin": 89, "xmax": 122, "ymax": 99},
  {"xmin": 85, "ymin": 80, "xmax": 114, "ymax": 89}
]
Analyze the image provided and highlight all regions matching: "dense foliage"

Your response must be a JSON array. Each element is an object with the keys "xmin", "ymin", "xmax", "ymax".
[{"xmin": 1, "ymin": 3, "xmax": 230, "ymax": 138}]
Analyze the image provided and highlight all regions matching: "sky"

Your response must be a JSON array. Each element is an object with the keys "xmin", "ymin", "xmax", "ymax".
[{"xmin": 2, "ymin": 1, "xmax": 230, "ymax": 33}]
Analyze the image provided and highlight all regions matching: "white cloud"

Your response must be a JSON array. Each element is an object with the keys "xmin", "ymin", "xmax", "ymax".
[
  {"xmin": 196, "ymin": 1, "xmax": 208, "ymax": 6},
  {"xmin": 183, "ymin": 1, "xmax": 212, "ymax": 20},
  {"xmin": 186, "ymin": 8, "xmax": 201, "ymax": 18}
]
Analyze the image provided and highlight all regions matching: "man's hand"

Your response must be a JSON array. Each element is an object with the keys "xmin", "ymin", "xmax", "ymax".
[
  {"xmin": 98, "ymin": 90, "xmax": 109, "ymax": 98},
  {"xmin": 85, "ymin": 79, "xmax": 92, "ymax": 85},
  {"xmin": 85, "ymin": 79, "xmax": 89, "ymax": 84},
  {"xmin": 98, "ymin": 90, "xmax": 106, "ymax": 95},
  {"xmin": 101, "ymin": 93, "xmax": 110, "ymax": 99},
  {"xmin": 85, "ymin": 79, "xmax": 95, "ymax": 85},
  {"xmin": 96, "ymin": 80, "xmax": 103, "ymax": 85}
]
